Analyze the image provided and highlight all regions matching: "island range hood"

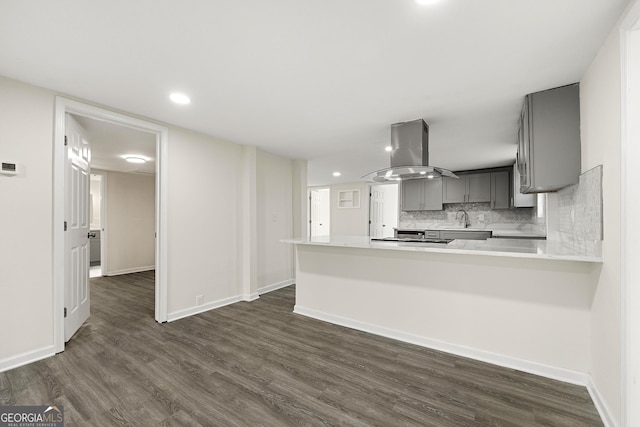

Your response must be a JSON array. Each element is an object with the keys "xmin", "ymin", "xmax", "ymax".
[{"xmin": 362, "ymin": 119, "xmax": 458, "ymax": 182}]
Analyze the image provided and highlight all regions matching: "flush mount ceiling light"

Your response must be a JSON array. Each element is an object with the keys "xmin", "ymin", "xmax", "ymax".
[
  {"xmin": 169, "ymin": 92, "xmax": 191, "ymax": 105},
  {"xmin": 385, "ymin": 146, "xmax": 393, "ymax": 152},
  {"xmin": 415, "ymin": 0, "xmax": 442, "ymax": 4},
  {"xmin": 333, "ymin": 172, "xmax": 341, "ymax": 177},
  {"xmin": 124, "ymin": 156, "xmax": 147, "ymax": 164}
]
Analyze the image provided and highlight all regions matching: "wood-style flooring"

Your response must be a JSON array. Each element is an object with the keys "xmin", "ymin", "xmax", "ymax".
[{"xmin": 0, "ymin": 271, "xmax": 603, "ymax": 426}]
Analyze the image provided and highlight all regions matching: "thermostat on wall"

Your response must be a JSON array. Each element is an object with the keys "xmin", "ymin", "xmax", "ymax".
[{"xmin": 1, "ymin": 162, "xmax": 19, "ymax": 176}]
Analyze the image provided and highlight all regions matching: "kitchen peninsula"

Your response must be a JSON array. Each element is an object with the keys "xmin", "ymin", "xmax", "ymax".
[{"xmin": 284, "ymin": 235, "xmax": 602, "ymax": 384}]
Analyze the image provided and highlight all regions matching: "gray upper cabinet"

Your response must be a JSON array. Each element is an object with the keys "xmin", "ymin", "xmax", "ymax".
[
  {"xmin": 443, "ymin": 173, "xmax": 490, "ymax": 203},
  {"xmin": 401, "ymin": 178, "xmax": 443, "ymax": 211},
  {"xmin": 490, "ymin": 171, "xmax": 510, "ymax": 209},
  {"xmin": 517, "ymin": 83, "xmax": 581, "ymax": 193},
  {"xmin": 467, "ymin": 173, "xmax": 491, "ymax": 202},
  {"xmin": 442, "ymin": 177, "xmax": 466, "ymax": 203},
  {"xmin": 512, "ymin": 163, "xmax": 536, "ymax": 207}
]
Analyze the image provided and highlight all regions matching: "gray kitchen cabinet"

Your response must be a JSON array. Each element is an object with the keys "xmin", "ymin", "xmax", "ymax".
[
  {"xmin": 467, "ymin": 173, "xmax": 491, "ymax": 202},
  {"xmin": 442, "ymin": 177, "xmax": 466, "ymax": 203},
  {"xmin": 512, "ymin": 163, "xmax": 536, "ymax": 207},
  {"xmin": 490, "ymin": 171, "xmax": 510, "ymax": 209},
  {"xmin": 517, "ymin": 83, "xmax": 581, "ymax": 193},
  {"xmin": 443, "ymin": 173, "xmax": 490, "ymax": 203},
  {"xmin": 401, "ymin": 178, "xmax": 443, "ymax": 211}
]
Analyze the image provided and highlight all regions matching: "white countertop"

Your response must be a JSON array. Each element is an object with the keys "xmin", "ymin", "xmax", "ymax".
[{"xmin": 283, "ymin": 235, "xmax": 602, "ymax": 263}]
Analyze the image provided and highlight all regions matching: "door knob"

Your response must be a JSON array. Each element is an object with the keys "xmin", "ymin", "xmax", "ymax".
[{"xmin": 88, "ymin": 232, "xmax": 97, "ymax": 238}]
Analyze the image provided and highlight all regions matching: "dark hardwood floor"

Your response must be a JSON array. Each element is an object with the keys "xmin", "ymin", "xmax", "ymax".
[{"xmin": 0, "ymin": 271, "xmax": 603, "ymax": 426}]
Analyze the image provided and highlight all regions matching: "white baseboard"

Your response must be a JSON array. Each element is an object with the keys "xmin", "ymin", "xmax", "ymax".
[
  {"xmin": 0, "ymin": 345, "xmax": 56, "ymax": 373},
  {"xmin": 168, "ymin": 295, "xmax": 243, "ymax": 322},
  {"xmin": 243, "ymin": 293, "xmax": 260, "ymax": 302},
  {"xmin": 258, "ymin": 278, "xmax": 295, "ymax": 295},
  {"xmin": 587, "ymin": 376, "xmax": 617, "ymax": 427},
  {"xmin": 294, "ymin": 305, "xmax": 589, "ymax": 387},
  {"xmin": 103, "ymin": 265, "xmax": 155, "ymax": 277}
]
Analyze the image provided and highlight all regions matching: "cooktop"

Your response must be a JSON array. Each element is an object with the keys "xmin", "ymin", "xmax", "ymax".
[{"xmin": 371, "ymin": 237, "xmax": 455, "ymax": 244}]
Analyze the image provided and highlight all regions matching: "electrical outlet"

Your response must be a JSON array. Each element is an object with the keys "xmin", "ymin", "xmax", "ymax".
[{"xmin": 196, "ymin": 295, "xmax": 204, "ymax": 306}]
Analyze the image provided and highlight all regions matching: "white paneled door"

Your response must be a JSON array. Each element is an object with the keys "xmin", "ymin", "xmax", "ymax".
[
  {"xmin": 64, "ymin": 114, "xmax": 91, "ymax": 341},
  {"xmin": 369, "ymin": 184, "xmax": 398, "ymax": 238},
  {"xmin": 309, "ymin": 188, "xmax": 330, "ymax": 237}
]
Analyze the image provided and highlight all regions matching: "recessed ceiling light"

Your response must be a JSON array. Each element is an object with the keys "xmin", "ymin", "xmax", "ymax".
[
  {"xmin": 419, "ymin": 171, "xmax": 427, "ymax": 175},
  {"xmin": 416, "ymin": 0, "xmax": 441, "ymax": 4},
  {"xmin": 170, "ymin": 92, "xmax": 191, "ymax": 105},
  {"xmin": 427, "ymin": 174, "xmax": 435, "ymax": 179},
  {"xmin": 333, "ymin": 172, "xmax": 341, "ymax": 177},
  {"xmin": 124, "ymin": 156, "xmax": 147, "ymax": 164},
  {"xmin": 385, "ymin": 146, "xmax": 393, "ymax": 152}
]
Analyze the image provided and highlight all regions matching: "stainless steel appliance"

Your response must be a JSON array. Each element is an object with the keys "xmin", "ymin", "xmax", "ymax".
[
  {"xmin": 371, "ymin": 237, "xmax": 454, "ymax": 244},
  {"xmin": 372, "ymin": 229, "xmax": 454, "ymax": 244},
  {"xmin": 362, "ymin": 119, "xmax": 458, "ymax": 182}
]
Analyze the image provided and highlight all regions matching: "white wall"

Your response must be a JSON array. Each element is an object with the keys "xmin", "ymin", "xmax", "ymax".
[
  {"xmin": 166, "ymin": 126, "xmax": 243, "ymax": 315},
  {"xmin": 330, "ymin": 182, "xmax": 370, "ymax": 236},
  {"xmin": 625, "ymin": 20, "xmax": 640, "ymax": 426},
  {"xmin": 579, "ymin": 7, "xmax": 627, "ymax": 423},
  {"xmin": 104, "ymin": 170, "xmax": 155, "ymax": 275},
  {"xmin": 256, "ymin": 149, "xmax": 294, "ymax": 292},
  {"xmin": 295, "ymin": 245, "xmax": 598, "ymax": 376},
  {"xmin": 0, "ymin": 76, "xmax": 55, "ymax": 363}
]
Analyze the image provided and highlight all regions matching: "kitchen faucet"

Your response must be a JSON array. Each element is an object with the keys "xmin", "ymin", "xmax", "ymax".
[{"xmin": 456, "ymin": 209, "xmax": 471, "ymax": 228}]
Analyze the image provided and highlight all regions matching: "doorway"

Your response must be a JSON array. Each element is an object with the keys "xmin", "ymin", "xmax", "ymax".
[
  {"xmin": 369, "ymin": 183, "xmax": 399, "ymax": 238},
  {"xmin": 53, "ymin": 97, "xmax": 169, "ymax": 353},
  {"xmin": 89, "ymin": 173, "xmax": 104, "ymax": 278},
  {"xmin": 309, "ymin": 188, "xmax": 330, "ymax": 238}
]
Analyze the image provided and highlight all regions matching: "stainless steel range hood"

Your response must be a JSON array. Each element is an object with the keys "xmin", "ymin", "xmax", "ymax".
[{"xmin": 362, "ymin": 119, "xmax": 458, "ymax": 182}]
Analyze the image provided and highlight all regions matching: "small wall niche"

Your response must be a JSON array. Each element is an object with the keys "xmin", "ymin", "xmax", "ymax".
[{"xmin": 338, "ymin": 189, "xmax": 360, "ymax": 208}]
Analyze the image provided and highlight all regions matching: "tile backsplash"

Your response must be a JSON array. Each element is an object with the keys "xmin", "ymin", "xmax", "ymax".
[
  {"xmin": 546, "ymin": 165, "xmax": 603, "ymax": 241},
  {"xmin": 399, "ymin": 202, "xmax": 541, "ymax": 229}
]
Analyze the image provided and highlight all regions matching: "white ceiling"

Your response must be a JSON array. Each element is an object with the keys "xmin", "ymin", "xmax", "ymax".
[
  {"xmin": 74, "ymin": 115, "xmax": 157, "ymax": 175},
  {"xmin": 0, "ymin": 0, "xmax": 629, "ymax": 186}
]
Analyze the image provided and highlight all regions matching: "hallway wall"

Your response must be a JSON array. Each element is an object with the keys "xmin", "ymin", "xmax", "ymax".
[
  {"xmin": 103, "ymin": 170, "xmax": 156, "ymax": 275},
  {"xmin": 0, "ymin": 76, "xmax": 56, "ymax": 364}
]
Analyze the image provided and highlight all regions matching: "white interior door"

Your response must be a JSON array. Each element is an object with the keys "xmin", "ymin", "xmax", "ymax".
[
  {"xmin": 370, "ymin": 186, "xmax": 385, "ymax": 238},
  {"xmin": 64, "ymin": 114, "xmax": 91, "ymax": 341},
  {"xmin": 310, "ymin": 188, "xmax": 330, "ymax": 237},
  {"xmin": 370, "ymin": 184, "xmax": 398, "ymax": 238}
]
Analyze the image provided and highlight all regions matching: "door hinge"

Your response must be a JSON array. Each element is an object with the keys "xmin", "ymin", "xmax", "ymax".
[
  {"xmin": 64, "ymin": 221, "xmax": 67, "ymax": 231},
  {"xmin": 64, "ymin": 307, "xmax": 67, "ymax": 318},
  {"xmin": 64, "ymin": 135, "xmax": 68, "ymax": 146}
]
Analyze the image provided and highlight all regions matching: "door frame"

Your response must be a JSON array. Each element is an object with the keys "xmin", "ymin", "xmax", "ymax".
[
  {"xmin": 89, "ymin": 170, "xmax": 107, "ymax": 274},
  {"xmin": 620, "ymin": 1, "xmax": 640, "ymax": 424},
  {"xmin": 53, "ymin": 97, "xmax": 169, "ymax": 353}
]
